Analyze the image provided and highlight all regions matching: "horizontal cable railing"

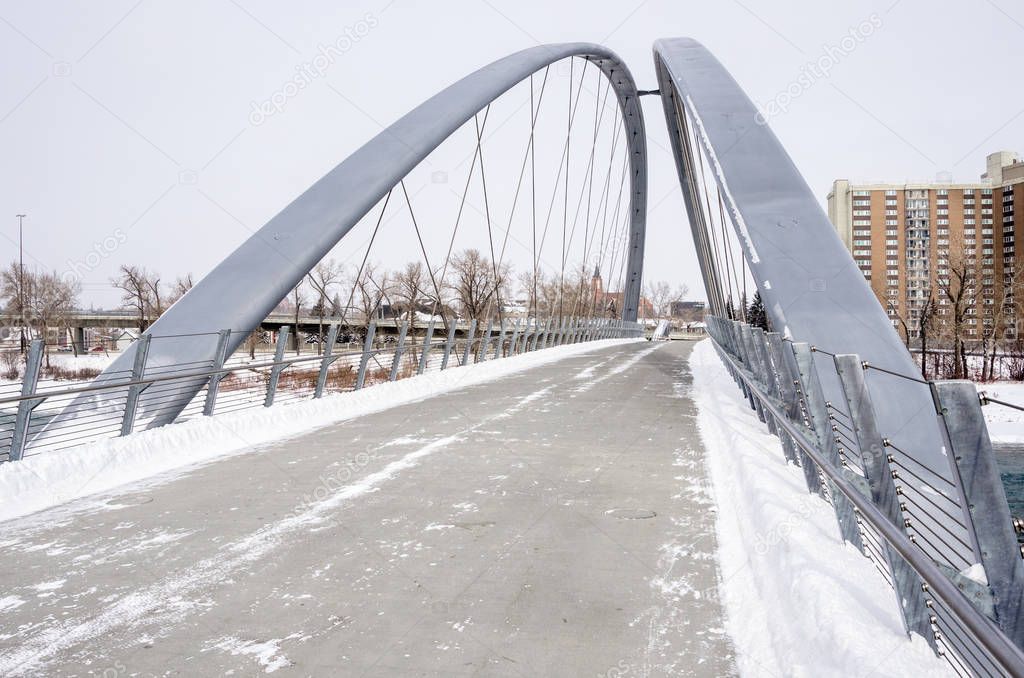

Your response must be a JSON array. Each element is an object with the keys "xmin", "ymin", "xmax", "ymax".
[
  {"xmin": 0, "ymin": 316, "xmax": 641, "ymax": 464},
  {"xmin": 706, "ymin": 315, "xmax": 1024, "ymax": 678}
]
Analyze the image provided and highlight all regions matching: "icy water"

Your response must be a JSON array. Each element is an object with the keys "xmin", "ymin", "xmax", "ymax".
[{"xmin": 995, "ymin": 444, "xmax": 1024, "ymax": 518}]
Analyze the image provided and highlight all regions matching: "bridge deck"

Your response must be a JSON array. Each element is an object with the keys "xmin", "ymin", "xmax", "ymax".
[{"xmin": 0, "ymin": 341, "xmax": 736, "ymax": 676}]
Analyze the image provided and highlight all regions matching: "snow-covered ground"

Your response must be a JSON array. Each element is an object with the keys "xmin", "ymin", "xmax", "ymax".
[
  {"xmin": 978, "ymin": 382, "xmax": 1024, "ymax": 444},
  {"xmin": 0, "ymin": 351, "xmax": 119, "ymax": 392},
  {"xmin": 0, "ymin": 338, "xmax": 640, "ymax": 522},
  {"xmin": 690, "ymin": 340, "xmax": 952, "ymax": 676}
]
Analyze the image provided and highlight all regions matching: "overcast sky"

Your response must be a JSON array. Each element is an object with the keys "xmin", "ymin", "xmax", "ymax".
[{"xmin": 1, "ymin": 0, "xmax": 1021, "ymax": 308}]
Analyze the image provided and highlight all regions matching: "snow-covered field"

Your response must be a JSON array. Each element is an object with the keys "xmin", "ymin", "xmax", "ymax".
[
  {"xmin": 690, "ymin": 340, "xmax": 952, "ymax": 676},
  {"xmin": 0, "ymin": 351, "xmax": 119, "ymax": 391},
  {"xmin": 978, "ymin": 382, "xmax": 1024, "ymax": 444},
  {"xmin": 0, "ymin": 338, "xmax": 640, "ymax": 522}
]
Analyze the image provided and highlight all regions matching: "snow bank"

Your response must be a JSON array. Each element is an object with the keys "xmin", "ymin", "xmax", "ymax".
[
  {"xmin": 689, "ymin": 340, "xmax": 951, "ymax": 677},
  {"xmin": 0, "ymin": 338, "xmax": 640, "ymax": 522}
]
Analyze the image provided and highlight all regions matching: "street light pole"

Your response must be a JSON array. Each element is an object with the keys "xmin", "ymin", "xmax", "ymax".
[{"xmin": 15, "ymin": 214, "xmax": 26, "ymax": 353}]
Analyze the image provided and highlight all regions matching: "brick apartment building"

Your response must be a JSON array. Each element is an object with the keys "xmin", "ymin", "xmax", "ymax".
[{"xmin": 827, "ymin": 151, "xmax": 1024, "ymax": 341}]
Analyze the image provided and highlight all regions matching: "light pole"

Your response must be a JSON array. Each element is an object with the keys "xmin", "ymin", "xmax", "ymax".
[{"xmin": 15, "ymin": 214, "xmax": 26, "ymax": 353}]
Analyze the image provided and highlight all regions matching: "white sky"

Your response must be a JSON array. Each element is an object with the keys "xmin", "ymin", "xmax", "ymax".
[{"xmin": 1, "ymin": 0, "xmax": 1021, "ymax": 308}]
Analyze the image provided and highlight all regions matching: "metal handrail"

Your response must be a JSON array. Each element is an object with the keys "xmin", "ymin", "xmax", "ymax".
[
  {"xmin": 0, "ymin": 347, "xmax": 376, "ymax": 406},
  {"xmin": 1, "ymin": 319, "xmax": 643, "ymax": 463},
  {"xmin": 713, "ymin": 342, "xmax": 1024, "ymax": 676}
]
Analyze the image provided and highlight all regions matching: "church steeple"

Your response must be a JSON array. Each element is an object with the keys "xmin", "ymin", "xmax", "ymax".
[{"xmin": 590, "ymin": 264, "xmax": 603, "ymax": 296}]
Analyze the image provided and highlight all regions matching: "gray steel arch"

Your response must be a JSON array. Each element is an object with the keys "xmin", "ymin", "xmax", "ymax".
[
  {"xmin": 84, "ymin": 43, "xmax": 647, "ymax": 428},
  {"xmin": 652, "ymin": 39, "xmax": 948, "ymax": 485}
]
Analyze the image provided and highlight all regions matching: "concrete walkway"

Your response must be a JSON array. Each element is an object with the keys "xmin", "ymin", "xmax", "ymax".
[{"xmin": 0, "ymin": 341, "xmax": 736, "ymax": 677}]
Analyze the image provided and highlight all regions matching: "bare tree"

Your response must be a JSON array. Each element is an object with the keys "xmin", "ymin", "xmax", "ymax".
[
  {"xmin": 887, "ymin": 298, "xmax": 912, "ymax": 352},
  {"xmin": 670, "ymin": 284, "xmax": 689, "ymax": 314},
  {"xmin": 935, "ymin": 243, "xmax": 980, "ymax": 379},
  {"xmin": 645, "ymin": 281, "xmax": 672, "ymax": 319},
  {"xmin": 352, "ymin": 262, "xmax": 389, "ymax": 328},
  {"xmin": 448, "ymin": 249, "xmax": 505, "ymax": 322},
  {"xmin": 307, "ymin": 260, "xmax": 343, "ymax": 354},
  {"xmin": 917, "ymin": 294, "xmax": 939, "ymax": 380},
  {"xmin": 1, "ymin": 267, "xmax": 80, "ymax": 367},
  {"xmin": 112, "ymin": 265, "xmax": 156, "ymax": 331},
  {"xmin": 146, "ymin": 274, "xmax": 164, "ymax": 319},
  {"xmin": 980, "ymin": 263, "xmax": 1024, "ymax": 380},
  {"xmin": 537, "ymin": 273, "xmax": 561, "ymax": 319},
  {"xmin": 393, "ymin": 261, "xmax": 426, "ymax": 328},
  {"xmin": 168, "ymin": 273, "xmax": 194, "ymax": 306},
  {"xmin": 0, "ymin": 263, "xmax": 28, "ymax": 338},
  {"xmin": 290, "ymin": 279, "xmax": 305, "ymax": 355}
]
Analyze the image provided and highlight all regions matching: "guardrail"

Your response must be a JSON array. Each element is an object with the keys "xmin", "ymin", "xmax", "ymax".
[
  {"xmin": 706, "ymin": 315, "xmax": 1024, "ymax": 678},
  {"xmin": 0, "ymin": 316, "xmax": 641, "ymax": 464}
]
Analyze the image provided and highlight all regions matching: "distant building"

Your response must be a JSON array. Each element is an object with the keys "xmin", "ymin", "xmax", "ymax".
[
  {"xmin": 98, "ymin": 329, "xmax": 140, "ymax": 352},
  {"xmin": 670, "ymin": 301, "xmax": 706, "ymax": 321},
  {"xmin": 827, "ymin": 151, "xmax": 1024, "ymax": 340},
  {"xmin": 589, "ymin": 267, "xmax": 654, "ymax": 318}
]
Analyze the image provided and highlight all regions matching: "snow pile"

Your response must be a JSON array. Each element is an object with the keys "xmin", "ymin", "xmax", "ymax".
[
  {"xmin": 689, "ymin": 340, "xmax": 952, "ymax": 676},
  {"xmin": 0, "ymin": 338, "xmax": 639, "ymax": 522},
  {"xmin": 978, "ymin": 382, "xmax": 1024, "ymax": 444}
]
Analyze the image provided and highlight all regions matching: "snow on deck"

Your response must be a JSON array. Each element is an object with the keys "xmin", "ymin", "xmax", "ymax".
[{"xmin": 690, "ymin": 339, "xmax": 952, "ymax": 676}]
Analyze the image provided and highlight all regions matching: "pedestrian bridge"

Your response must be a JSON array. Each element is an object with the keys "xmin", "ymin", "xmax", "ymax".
[{"xmin": 1, "ymin": 37, "xmax": 1022, "ymax": 677}]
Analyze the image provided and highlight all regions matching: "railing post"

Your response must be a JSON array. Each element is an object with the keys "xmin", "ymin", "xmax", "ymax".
[
  {"xmin": 441, "ymin": 318, "xmax": 457, "ymax": 370},
  {"xmin": 738, "ymin": 324, "xmax": 767, "ymax": 422},
  {"xmin": 484, "ymin": 318, "xmax": 496, "ymax": 362},
  {"xmin": 418, "ymin": 318, "xmax": 436, "ymax": 374},
  {"xmin": 530, "ymin": 317, "xmax": 541, "ymax": 352},
  {"xmin": 265, "ymin": 326, "xmax": 290, "ymax": 406},
  {"xmin": 791, "ymin": 342, "xmax": 863, "ymax": 545},
  {"xmin": 731, "ymin": 321, "xmax": 749, "ymax": 367},
  {"xmin": 203, "ymin": 329, "xmax": 231, "ymax": 416},
  {"xmin": 721, "ymin": 319, "xmax": 736, "ymax": 355},
  {"xmin": 120, "ymin": 334, "xmax": 152, "ymax": 436},
  {"xmin": 766, "ymin": 333, "xmax": 821, "ymax": 495},
  {"xmin": 834, "ymin": 353, "xmax": 935, "ymax": 646},
  {"xmin": 729, "ymin": 321, "xmax": 755, "ymax": 408},
  {"xmin": 493, "ymin": 318, "xmax": 506, "ymax": 360},
  {"xmin": 9, "ymin": 339, "xmax": 44, "ymax": 462},
  {"xmin": 314, "ymin": 324, "xmax": 340, "ymax": 398},
  {"xmin": 509, "ymin": 319, "xmax": 522, "ymax": 355},
  {"xmin": 937, "ymin": 382, "xmax": 1024, "ymax": 645},
  {"xmin": 751, "ymin": 328, "xmax": 779, "ymax": 437},
  {"xmin": 358, "ymin": 323, "xmax": 378, "ymax": 391},
  {"xmin": 461, "ymin": 319, "xmax": 477, "ymax": 366},
  {"xmin": 389, "ymin": 320, "xmax": 409, "ymax": 381}
]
